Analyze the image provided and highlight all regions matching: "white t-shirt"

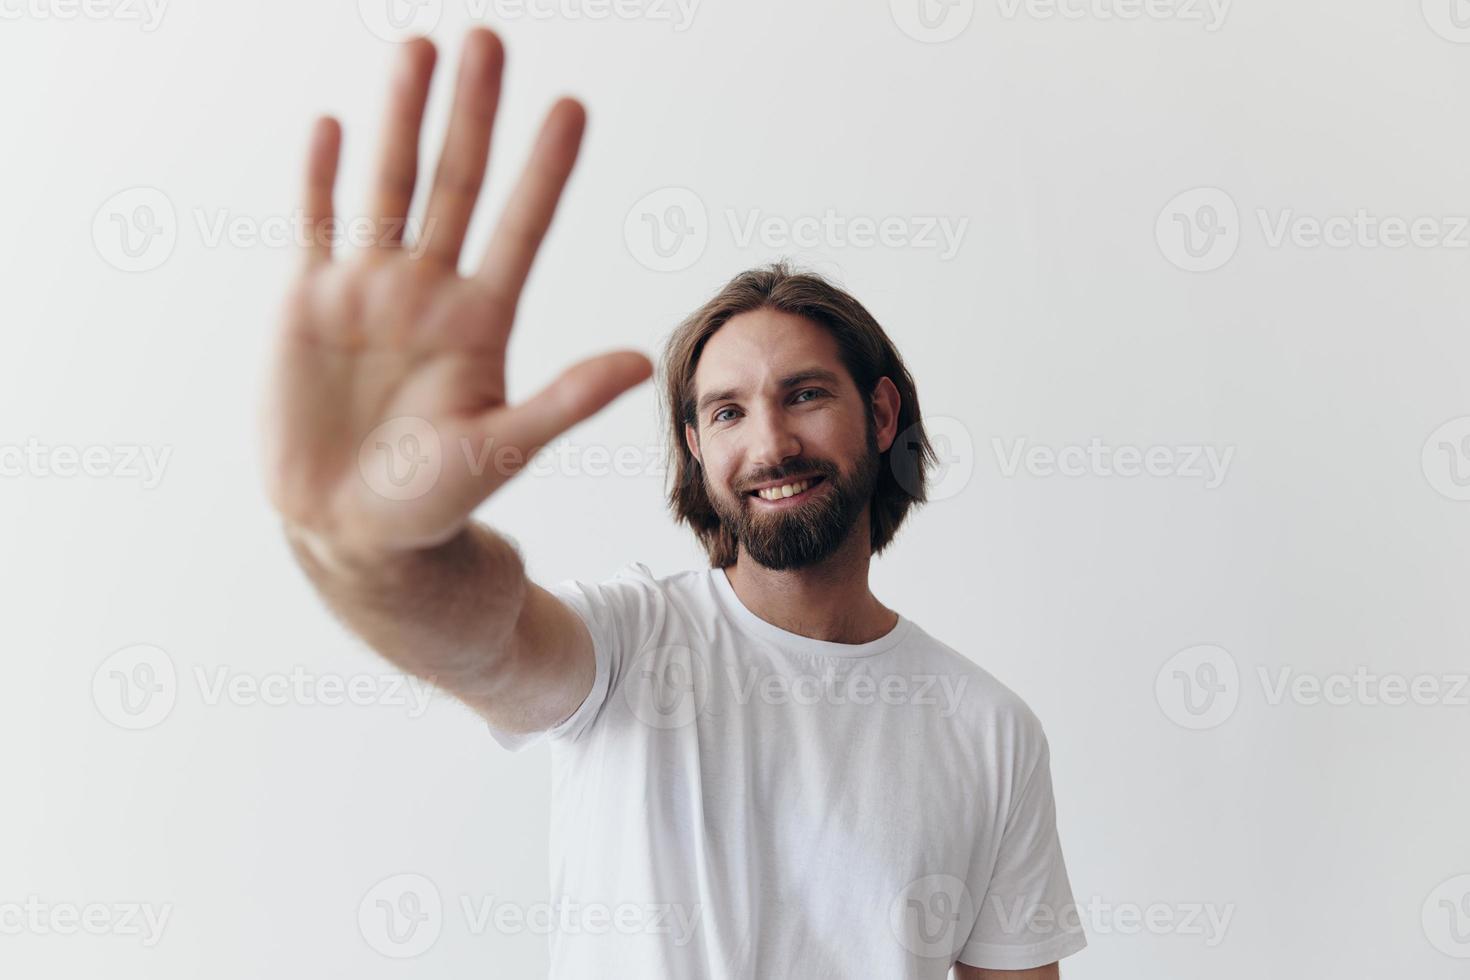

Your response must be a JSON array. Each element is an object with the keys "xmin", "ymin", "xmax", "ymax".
[{"xmin": 488, "ymin": 562, "xmax": 1086, "ymax": 978}]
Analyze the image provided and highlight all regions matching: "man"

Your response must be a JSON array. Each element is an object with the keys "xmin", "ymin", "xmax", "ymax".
[{"xmin": 260, "ymin": 27, "xmax": 1086, "ymax": 978}]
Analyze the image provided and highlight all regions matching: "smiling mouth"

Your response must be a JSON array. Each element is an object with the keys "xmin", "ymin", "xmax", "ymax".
[{"xmin": 747, "ymin": 475, "xmax": 826, "ymax": 503}]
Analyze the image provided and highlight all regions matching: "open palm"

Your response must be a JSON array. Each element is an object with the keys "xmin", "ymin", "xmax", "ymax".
[{"xmin": 261, "ymin": 29, "xmax": 651, "ymax": 556}]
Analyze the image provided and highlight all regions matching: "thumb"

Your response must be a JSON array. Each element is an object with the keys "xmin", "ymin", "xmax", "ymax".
[{"xmin": 493, "ymin": 349, "xmax": 654, "ymax": 457}]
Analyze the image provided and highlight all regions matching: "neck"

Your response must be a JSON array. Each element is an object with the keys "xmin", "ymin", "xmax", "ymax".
[{"xmin": 722, "ymin": 515, "xmax": 897, "ymax": 644}]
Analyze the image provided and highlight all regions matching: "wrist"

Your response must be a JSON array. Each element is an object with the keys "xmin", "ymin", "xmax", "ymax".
[{"xmin": 282, "ymin": 521, "xmax": 409, "ymax": 580}]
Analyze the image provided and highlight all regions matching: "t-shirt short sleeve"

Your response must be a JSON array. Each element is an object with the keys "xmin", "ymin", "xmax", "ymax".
[
  {"xmin": 485, "ymin": 561, "xmax": 662, "ymax": 752},
  {"xmin": 957, "ymin": 730, "xmax": 1088, "ymax": 971}
]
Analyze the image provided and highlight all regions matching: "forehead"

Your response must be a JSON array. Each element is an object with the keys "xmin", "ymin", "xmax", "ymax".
[{"xmin": 692, "ymin": 308, "xmax": 845, "ymax": 396}]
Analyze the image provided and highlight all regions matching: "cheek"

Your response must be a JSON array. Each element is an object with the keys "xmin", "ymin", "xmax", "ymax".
[
  {"xmin": 805, "ymin": 413, "xmax": 864, "ymax": 462},
  {"xmin": 699, "ymin": 446, "xmax": 739, "ymax": 493}
]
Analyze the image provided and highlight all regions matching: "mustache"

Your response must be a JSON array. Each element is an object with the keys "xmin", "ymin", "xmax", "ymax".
[{"xmin": 736, "ymin": 460, "xmax": 836, "ymax": 493}]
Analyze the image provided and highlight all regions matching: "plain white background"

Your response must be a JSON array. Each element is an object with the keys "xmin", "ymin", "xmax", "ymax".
[{"xmin": 3, "ymin": 0, "xmax": 1469, "ymax": 976}]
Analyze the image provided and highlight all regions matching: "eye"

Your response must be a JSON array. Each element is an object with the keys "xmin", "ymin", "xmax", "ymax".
[{"xmin": 712, "ymin": 389, "xmax": 824, "ymax": 424}]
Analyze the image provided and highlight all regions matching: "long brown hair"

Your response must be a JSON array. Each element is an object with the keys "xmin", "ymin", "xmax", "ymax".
[{"xmin": 660, "ymin": 261, "xmax": 936, "ymax": 568}]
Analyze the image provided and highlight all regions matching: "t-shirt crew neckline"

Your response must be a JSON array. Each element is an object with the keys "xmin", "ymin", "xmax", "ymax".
[{"xmin": 710, "ymin": 566, "xmax": 913, "ymax": 658}]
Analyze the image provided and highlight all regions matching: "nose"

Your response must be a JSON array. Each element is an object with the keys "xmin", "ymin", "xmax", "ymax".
[{"xmin": 747, "ymin": 404, "xmax": 802, "ymax": 473}]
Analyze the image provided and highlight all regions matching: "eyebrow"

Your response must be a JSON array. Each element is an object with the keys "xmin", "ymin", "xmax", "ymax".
[{"xmin": 694, "ymin": 368, "xmax": 844, "ymax": 419}]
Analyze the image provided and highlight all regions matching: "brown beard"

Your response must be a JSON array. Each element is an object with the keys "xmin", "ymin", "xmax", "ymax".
[{"xmin": 705, "ymin": 415, "xmax": 881, "ymax": 571}]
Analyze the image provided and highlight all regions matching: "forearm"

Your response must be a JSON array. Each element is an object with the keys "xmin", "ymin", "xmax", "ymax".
[
  {"xmin": 284, "ymin": 519, "xmax": 528, "ymax": 705},
  {"xmin": 262, "ymin": 29, "xmax": 642, "ymax": 728}
]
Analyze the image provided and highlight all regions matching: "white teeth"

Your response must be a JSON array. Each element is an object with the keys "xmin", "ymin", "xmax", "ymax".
[{"xmin": 756, "ymin": 479, "xmax": 811, "ymax": 500}]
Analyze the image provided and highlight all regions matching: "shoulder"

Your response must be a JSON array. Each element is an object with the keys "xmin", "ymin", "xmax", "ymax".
[
  {"xmin": 554, "ymin": 560, "xmax": 707, "ymax": 593},
  {"xmin": 544, "ymin": 561, "xmax": 710, "ymax": 649},
  {"xmin": 901, "ymin": 623, "xmax": 1052, "ymax": 756},
  {"xmin": 546, "ymin": 560, "xmax": 676, "ymax": 604},
  {"xmin": 564, "ymin": 560, "xmax": 716, "ymax": 615}
]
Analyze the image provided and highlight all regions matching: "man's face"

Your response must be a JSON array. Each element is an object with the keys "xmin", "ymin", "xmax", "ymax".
[{"xmin": 684, "ymin": 309, "xmax": 895, "ymax": 571}]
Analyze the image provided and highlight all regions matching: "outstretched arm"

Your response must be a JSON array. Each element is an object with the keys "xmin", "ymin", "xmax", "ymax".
[{"xmin": 259, "ymin": 29, "xmax": 650, "ymax": 731}]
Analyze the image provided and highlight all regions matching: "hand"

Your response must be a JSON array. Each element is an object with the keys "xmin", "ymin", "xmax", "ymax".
[{"xmin": 259, "ymin": 28, "xmax": 652, "ymax": 559}]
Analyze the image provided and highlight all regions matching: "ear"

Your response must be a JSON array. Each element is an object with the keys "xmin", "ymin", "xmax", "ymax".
[
  {"xmin": 684, "ymin": 421, "xmax": 702, "ymax": 465},
  {"xmin": 870, "ymin": 376, "xmax": 901, "ymax": 453}
]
